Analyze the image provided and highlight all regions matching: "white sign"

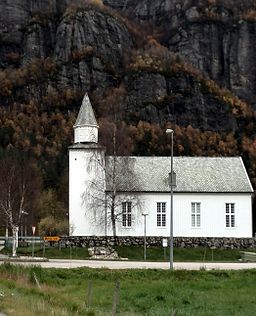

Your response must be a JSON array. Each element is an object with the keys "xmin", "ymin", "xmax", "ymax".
[
  {"xmin": 32, "ymin": 226, "xmax": 36, "ymax": 236},
  {"xmin": 162, "ymin": 238, "xmax": 168, "ymax": 247}
]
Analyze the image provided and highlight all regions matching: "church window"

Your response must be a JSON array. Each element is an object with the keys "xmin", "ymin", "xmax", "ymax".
[
  {"xmin": 122, "ymin": 202, "xmax": 132, "ymax": 227},
  {"xmin": 157, "ymin": 202, "xmax": 166, "ymax": 227},
  {"xmin": 226, "ymin": 203, "xmax": 235, "ymax": 227},
  {"xmin": 191, "ymin": 202, "xmax": 201, "ymax": 227}
]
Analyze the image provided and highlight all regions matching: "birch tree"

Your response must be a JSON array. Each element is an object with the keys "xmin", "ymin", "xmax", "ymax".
[
  {"xmin": 0, "ymin": 155, "xmax": 42, "ymax": 256},
  {"xmin": 106, "ymin": 156, "xmax": 142, "ymax": 237},
  {"xmin": 86, "ymin": 153, "xmax": 142, "ymax": 238}
]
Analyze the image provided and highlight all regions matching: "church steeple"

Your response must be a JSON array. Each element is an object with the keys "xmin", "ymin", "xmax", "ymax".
[{"xmin": 74, "ymin": 93, "xmax": 99, "ymax": 143}]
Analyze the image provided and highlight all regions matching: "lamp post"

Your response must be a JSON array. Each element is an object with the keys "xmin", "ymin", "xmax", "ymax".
[
  {"xmin": 142, "ymin": 212, "xmax": 149, "ymax": 261},
  {"xmin": 32, "ymin": 225, "xmax": 36, "ymax": 258},
  {"xmin": 21, "ymin": 210, "xmax": 28, "ymax": 237},
  {"xmin": 166, "ymin": 128, "xmax": 175, "ymax": 270}
]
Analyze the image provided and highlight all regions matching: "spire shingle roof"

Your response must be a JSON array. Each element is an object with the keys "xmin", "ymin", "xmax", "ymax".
[{"xmin": 74, "ymin": 93, "xmax": 98, "ymax": 127}]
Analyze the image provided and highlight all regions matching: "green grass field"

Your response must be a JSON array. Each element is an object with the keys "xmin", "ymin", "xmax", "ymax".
[
  {"xmin": 115, "ymin": 246, "xmax": 242, "ymax": 262},
  {"xmin": 0, "ymin": 264, "xmax": 256, "ymax": 315},
  {"xmin": 2, "ymin": 245, "xmax": 245, "ymax": 262}
]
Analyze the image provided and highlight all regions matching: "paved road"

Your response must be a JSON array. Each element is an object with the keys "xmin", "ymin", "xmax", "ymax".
[{"xmin": 3, "ymin": 258, "xmax": 256, "ymax": 270}]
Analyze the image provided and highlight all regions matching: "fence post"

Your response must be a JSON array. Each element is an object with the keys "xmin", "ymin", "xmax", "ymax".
[
  {"xmin": 86, "ymin": 280, "xmax": 93, "ymax": 308},
  {"xmin": 112, "ymin": 281, "xmax": 120, "ymax": 315},
  {"xmin": 43, "ymin": 240, "xmax": 45, "ymax": 258}
]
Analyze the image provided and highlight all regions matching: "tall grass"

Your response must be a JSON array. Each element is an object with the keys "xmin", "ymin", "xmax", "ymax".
[{"xmin": 0, "ymin": 264, "xmax": 256, "ymax": 315}]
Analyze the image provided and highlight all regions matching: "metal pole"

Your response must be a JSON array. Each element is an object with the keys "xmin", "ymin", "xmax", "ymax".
[
  {"xmin": 105, "ymin": 194, "xmax": 107, "ymax": 236},
  {"xmin": 32, "ymin": 236, "xmax": 35, "ymax": 257},
  {"xmin": 166, "ymin": 128, "xmax": 174, "ymax": 271},
  {"xmin": 170, "ymin": 131, "xmax": 174, "ymax": 270},
  {"xmin": 32, "ymin": 225, "xmax": 36, "ymax": 258},
  {"xmin": 43, "ymin": 241, "xmax": 45, "ymax": 258},
  {"xmin": 143, "ymin": 214, "xmax": 147, "ymax": 261}
]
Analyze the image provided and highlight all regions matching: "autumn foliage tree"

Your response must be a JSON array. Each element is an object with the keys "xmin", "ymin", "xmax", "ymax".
[{"xmin": 36, "ymin": 189, "xmax": 68, "ymax": 236}]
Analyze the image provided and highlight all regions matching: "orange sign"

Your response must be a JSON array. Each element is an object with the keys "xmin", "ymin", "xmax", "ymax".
[{"xmin": 44, "ymin": 236, "xmax": 60, "ymax": 242}]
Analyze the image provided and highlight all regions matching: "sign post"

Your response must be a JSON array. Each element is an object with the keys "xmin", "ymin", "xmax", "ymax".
[
  {"xmin": 162, "ymin": 238, "xmax": 168, "ymax": 260},
  {"xmin": 32, "ymin": 225, "xmax": 36, "ymax": 257}
]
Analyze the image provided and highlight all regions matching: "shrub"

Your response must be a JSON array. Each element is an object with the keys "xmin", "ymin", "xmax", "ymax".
[
  {"xmin": 5, "ymin": 52, "xmax": 21, "ymax": 65},
  {"xmin": 70, "ymin": 46, "xmax": 95, "ymax": 61},
  {"xmin": 241, "ymin": 9, "xmax": 256, "ymax": 21}
]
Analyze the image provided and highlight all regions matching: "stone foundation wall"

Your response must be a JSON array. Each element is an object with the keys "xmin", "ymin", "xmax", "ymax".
[{"xmin": 61, "ymin": 236, "xmax": 256, "ymax": 249}]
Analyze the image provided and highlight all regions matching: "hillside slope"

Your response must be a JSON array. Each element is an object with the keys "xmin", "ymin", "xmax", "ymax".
[{"xmin": 0, "ymin": 0, "xmax": 256, "ymax": 187}]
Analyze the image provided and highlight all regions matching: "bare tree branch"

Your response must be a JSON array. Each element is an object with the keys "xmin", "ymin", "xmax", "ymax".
[{"xmin": 0, "ymin": 153, "xmax": 42, "ymax": 256}]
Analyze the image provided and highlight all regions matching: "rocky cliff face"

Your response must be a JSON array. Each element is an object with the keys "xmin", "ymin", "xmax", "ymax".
[
  {"xmin": 0, "ymin": 0, "xmax": 57, "ymax": 65},
  {"xmin": 166, "ymin": 11, "xmax": 256, "ymax": 107},
  {"xmin": 124, "ymin": 71, "xmax": 238, "ymax": 132},
  {"xmin": 54, "ymin": 6, "xmax": 133, "ymax": 93},
  {"xmin": 0, "ymin": 0, "xmax": 255, "ymax": 133},
  {"xmin": 104, "ymin": 0, "xmax": 256, "ymax": 107}
]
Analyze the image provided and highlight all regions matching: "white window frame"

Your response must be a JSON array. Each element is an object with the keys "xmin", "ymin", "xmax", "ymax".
[
  {"xmin": 122, "ymin": 202, "xmax": 132, "ymax": 227},
  {"xmin": 191, "ymin": 202, "xmax": 201, "ymax": 228},
  {"xmin": 226, "ymin": 203, "xmax": 235, "ymax": 228},
  {"xmin": 157, "ymin": 202, "xmax": 166, "ymax": 227}
]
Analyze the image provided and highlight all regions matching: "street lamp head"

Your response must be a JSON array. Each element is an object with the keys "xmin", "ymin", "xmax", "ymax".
[{"xmin": 166, "ymin": 128, "xmax": 174, "ymax": 134}]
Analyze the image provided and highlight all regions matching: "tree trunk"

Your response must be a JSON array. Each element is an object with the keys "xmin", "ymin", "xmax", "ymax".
[
  {"xmin": 11, "ymin": 226, "xmax": 19, "ymax": 257},
  {"xmin": 111, "ymin": 200, "xmax": 116, "ymax": 238}
]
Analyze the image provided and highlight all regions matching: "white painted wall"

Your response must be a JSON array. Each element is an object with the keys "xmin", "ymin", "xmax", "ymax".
[
  {"xmin": 74, "ymin": 126, "xmax": 98, "ymax": 143},
  {"xmin": 113, "ymin": 192, "xmax": 252, "ymax": 238},
  {"xmin": 173, "ymin": 193, "xmax": 252, "ymax": 238},
  {"xmin": 69, "ymin": 148, "xmax": 105, "ymax": 236}
]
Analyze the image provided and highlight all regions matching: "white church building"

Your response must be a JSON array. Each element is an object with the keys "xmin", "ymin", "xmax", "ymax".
[{"xmin": 69, "ymin": 94, "xmax": 254, "ymax": 238}]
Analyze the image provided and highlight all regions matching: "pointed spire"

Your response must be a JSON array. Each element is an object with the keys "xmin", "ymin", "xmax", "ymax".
[
  {"xmin": 74, "ymin": 93, "xmax": 98, "ymax": 128},
  {"xmin": 74, "ymin": 93, "xmax": 99, "ymax": 143}
]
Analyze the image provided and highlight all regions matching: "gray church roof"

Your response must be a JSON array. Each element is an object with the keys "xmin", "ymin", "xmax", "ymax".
[
  {"xmin": 74, "ymin": 93, "xmax": 98, "ymax": 127},
  {"xmin": 105, "ymin": 156, "xmax": 253, "ymax": 193}
]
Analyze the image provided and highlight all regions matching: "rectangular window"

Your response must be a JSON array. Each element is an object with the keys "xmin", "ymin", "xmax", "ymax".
[
  {"xmin": 122, "ymin": 202, "xmax": 132, "ymax": 227},
  {"xmin": 191, "ymin": 202, "xmax": 201, "ymax": 227},
  {"xmin": 157, "ymin": 202, "xmax": 166, "ymax": 227},
  {"xmin": 226, "ymin": 203, "xmax": 235, "ymax": 227}
]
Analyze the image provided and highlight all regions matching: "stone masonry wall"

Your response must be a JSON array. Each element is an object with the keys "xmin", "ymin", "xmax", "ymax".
[{"xmin": 61, "ymin": 236, "xmax": 256, "ymax": 249}]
